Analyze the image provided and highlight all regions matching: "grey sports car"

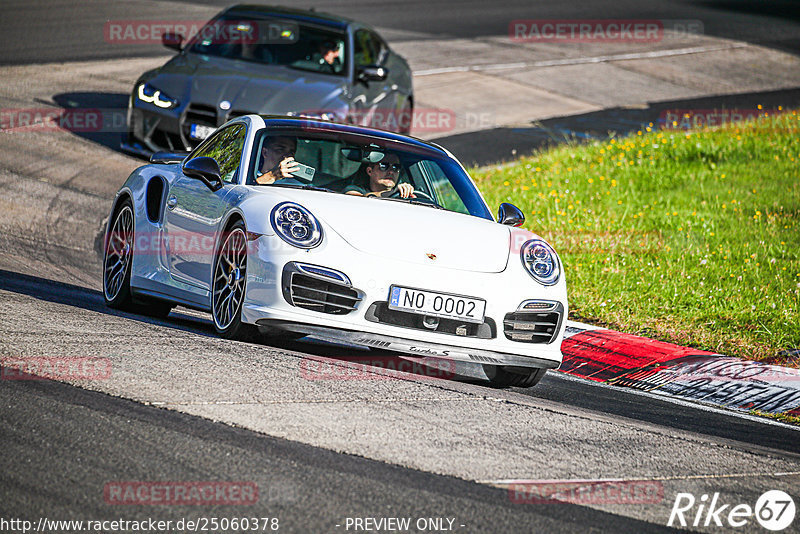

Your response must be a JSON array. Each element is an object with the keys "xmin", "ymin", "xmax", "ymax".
[{"xmin": 122, "ymin": 5, "xmax": 413, "ymax": 156}]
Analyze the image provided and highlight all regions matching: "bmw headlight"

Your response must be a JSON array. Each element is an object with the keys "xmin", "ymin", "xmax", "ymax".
[
  {"xmin": 521, "ymin": 239, "xmax": 560, "ymax": 286},
  {"xmin": 271, "ymin": 202, "xmax": 323, "ymax": 249},
  {"xmin": 136, "ymin": 83, "xmax": 179, "ymax": 109}
]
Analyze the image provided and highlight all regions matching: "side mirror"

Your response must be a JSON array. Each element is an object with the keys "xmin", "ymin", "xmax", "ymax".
[
  {"xmin": 358, "ymin": 65, "xmax": 388, "ymax": 83},
  {"xmin": 498, "ymin": 202, "xmax": 524, "ymax": 227},
  {"xmin": 182, "ymin": 157, "xmax": 223, "ymax": 192},
  {"xmin": 162, "ymin": 32, "xmax": 184, "ymax": 52}
]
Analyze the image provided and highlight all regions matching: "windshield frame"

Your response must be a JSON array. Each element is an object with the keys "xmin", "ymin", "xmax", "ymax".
[{"xmin": 247, "ymin": 126, "xmax": 494, "ymax": 221}]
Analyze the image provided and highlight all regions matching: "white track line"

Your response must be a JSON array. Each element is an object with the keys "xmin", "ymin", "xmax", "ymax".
[
  {"xmin": 413, "ymin": 43, "xmax": 748, "ymax": 76},
  {"xmin": 551, "ymin": 371, "xmax": 800, "ymax": 430},
  {"xmin": 482, "ymin": 470, "xmax": 800, "ymax": 485}
]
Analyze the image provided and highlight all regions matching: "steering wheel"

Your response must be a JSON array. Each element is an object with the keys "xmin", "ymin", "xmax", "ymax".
[{"xmin": 386, "ymin": 186, "xmax": 437, "ymax": 204}]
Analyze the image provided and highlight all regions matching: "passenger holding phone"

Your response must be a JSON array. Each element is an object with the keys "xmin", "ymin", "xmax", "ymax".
[
  {"xmin": 256, "ymin": 136, "xmax": 299, "ymax": 184},
  {"xmin": 344, "ymin": 153, "xmax": 415, "ymax": 198}
]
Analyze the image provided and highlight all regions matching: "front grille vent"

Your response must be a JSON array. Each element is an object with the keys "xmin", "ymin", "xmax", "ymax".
[
  {"xmin": 282, "ymin": 263, "xmax": 360, "ymax": 315},
  {"xmin": 184, "ymin": 103, "xmax": 217, "ymax": 126},
  {"xmin": 503, "ymin": 302, "xmax": 563, "ymax": 344}
]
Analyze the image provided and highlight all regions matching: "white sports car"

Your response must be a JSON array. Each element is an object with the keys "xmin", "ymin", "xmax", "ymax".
[{"xmin": 103, "ymin": 116, "xmax": 567, "ymax": 387}]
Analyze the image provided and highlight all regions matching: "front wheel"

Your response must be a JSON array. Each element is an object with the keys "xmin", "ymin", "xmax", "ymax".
[
  {"xmin": 211, "ymin": 221, "xmax": 257, "ymax": 341},
  {"xmin": 484, "ymin": 366, "xmax": 547, "ymax": 388}
]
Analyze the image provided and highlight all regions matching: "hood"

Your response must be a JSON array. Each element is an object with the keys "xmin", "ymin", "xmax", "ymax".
[
  {"xmin": 272, "ymin": 190, "xmax": 511, "ymax": 273},
  {"xmin": 145, "ymin": 53, "xmax": 348, "ymax": 114}
]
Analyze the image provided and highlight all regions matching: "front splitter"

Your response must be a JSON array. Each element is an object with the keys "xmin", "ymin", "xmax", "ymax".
[{"xmin": 257, "ymin": 319, "xmax": 560, "ymax": 370}]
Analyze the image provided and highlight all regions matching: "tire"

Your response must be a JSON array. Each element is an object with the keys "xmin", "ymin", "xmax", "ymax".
[
  {"xmin": 211, "ymin": 220, "xmax": 258, "ymax": 341},
  {"xmin": 103, "ymin": 199, "xmax": 176, "ymax": 319},
  {"xmin": 103, "ymin": 199, "xmax": 136, "ymax": 311},
  {"xmin": 484, "ymin": 366, "xmax": 547, "ymax": 388}
]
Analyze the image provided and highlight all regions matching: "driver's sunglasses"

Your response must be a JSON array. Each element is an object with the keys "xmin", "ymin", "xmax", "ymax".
[{"xmin": 377, "ymin": 162, "xmax": 401, "ymax": 172}]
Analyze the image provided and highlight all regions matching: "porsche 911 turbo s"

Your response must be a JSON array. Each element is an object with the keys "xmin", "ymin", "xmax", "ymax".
[
  {"xmin": 122, "ymin": 4, "xmax": 413, "ymax": 156},
  {"xmin": 105, "ymin": 116, "xmax": 567, "ymax": 387}
]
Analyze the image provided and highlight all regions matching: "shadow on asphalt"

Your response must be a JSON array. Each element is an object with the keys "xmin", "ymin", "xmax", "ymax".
[
  {"xmin": 46, "ymin": 87, "xmax": 800, "ymax": 168},
  {"xmin": 435, "ymin": 87, "xmax": 800, "ymax": 167},
  {"xmin": 49, "ymin": 92, "xmax": 131, "ymax": 155},
  {"xmin": 0, "ymin": 269, "xmax": 472, "ymax": 383}
]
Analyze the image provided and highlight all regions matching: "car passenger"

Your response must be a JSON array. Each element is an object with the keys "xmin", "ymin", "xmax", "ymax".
[
  {"xmin": 343, "ymin": 152, "xmax": 414, "ymax": 198},
  {"xmin": 256, "ymin": 136, "xmax": 299, "ymax": 184}
]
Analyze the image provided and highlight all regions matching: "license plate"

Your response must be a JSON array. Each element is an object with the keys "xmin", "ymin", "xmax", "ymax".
[
  {"xmin": 190, "ymin": 124, "xmax": 215, "ymax": 140},
  {"xmin": 388, "ymin": 286, "xmax": 486, "ymax": 323}
]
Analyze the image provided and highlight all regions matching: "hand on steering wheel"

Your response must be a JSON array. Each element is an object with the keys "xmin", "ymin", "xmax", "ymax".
[{"xmin": 381, "ymin": 183, "xmax": 415, "ymax": 198}]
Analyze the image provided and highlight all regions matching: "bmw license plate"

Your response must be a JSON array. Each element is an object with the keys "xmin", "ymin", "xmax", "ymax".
[
  {"xmin": 190, "ymin": 124, "xmax": 215, "ymax": 140},
  {"xmin": 388, "ymin": 286, "xmax": 485, "ymax": 323}
]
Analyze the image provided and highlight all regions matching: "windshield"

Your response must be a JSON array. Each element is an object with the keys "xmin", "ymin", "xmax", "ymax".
[
  {"xmin": 248, "ymin": 128, "xmax": 493, "ymax": 220},
  {"xmin": 187, "ymin": 16, "xmax": 347, "ymax": 76}
]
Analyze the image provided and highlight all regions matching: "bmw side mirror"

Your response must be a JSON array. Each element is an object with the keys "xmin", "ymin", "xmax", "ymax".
[
  {"xmin": 182, "ymin": 157, "xmax": 223, "ymax": 192},
  {"xmin": 162, "ymin": 32, "xmax": 184, "ymax": 52},
  {"xmin": 498, "ymin": 202, "xmax": 525, "ymax": 226},
  {"xmin": 358, "ymin": 65, "xmax": 388, "ymax": 83}
]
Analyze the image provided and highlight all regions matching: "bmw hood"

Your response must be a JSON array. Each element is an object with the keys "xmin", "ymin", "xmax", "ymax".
[
  {"xmin": 280, "ymin": 192, "xmax": 512, "ymax": 273},
  {"xmin": 143, "ymin": 53, "xmax": 347, "ymax": 114}
]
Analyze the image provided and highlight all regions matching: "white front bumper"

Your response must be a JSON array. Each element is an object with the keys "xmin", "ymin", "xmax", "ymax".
[{"xmin": 241, "ymin": 233, "xmax": 567, "ymax": 369}]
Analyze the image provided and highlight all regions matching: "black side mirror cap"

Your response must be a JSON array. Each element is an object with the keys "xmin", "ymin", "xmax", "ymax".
[
  {"xmin": 498, "ymin": 202, "xmax": 525, "ymax": 226},
  {"xmin": 162, "ymin": 32, "xmax": 184, "ymax": 52},
  {"xmin": 182, "ymin": 157, "xmax": 223, "ymax": 192},
  {"xmin": 150, "ymin": 151, "xmax": 189, "ymax": 164},
  {"xmin": 358, "ymin": 65, "xmax": 388, "ymax": 83}
]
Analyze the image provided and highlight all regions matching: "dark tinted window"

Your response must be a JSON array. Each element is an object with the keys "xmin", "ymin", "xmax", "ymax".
[
  {"xmin": 188, "ymin": 17, "xmax": 347, "ymax": 76},
  {"xmin": 354, "ymin": 29, "xmax": 384, "ymax": 67}
]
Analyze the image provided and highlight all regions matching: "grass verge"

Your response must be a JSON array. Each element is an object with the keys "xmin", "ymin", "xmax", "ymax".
[{"xmin": 473, "ymin": 109, "xmax": 800, "ymax": 364}]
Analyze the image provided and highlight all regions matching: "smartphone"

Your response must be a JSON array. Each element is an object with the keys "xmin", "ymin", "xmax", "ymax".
[{"xmin": 290, "ymin": 162, "xmax": 316, "ymax": 182}]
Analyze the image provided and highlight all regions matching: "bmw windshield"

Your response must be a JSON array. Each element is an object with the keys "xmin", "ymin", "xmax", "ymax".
[{"xmin": 187, "ymin": 16, "xmax": 347, "ymax": 76}]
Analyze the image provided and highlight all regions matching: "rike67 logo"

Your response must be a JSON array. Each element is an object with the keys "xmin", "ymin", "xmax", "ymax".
[{"xmin": 668, "ymin": 490, "xmax": 795, "ymax": 531}]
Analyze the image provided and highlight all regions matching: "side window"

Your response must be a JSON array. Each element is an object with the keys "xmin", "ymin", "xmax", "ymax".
[
  {"xmin": 354, "ymin": 29, "xmax": 381, "ymax": 67},
  {"xmin": 193, "ymin": 124, "xmax": 247, "ymax": 183},
  {"xmin": 411, "ymin": 161, "xmax": 469, "ymax": 215}
]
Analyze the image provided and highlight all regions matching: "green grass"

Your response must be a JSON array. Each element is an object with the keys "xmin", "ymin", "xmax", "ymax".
[{"xmin": 473, "ymin": 109, "xmax": 800, "ymax": 363}]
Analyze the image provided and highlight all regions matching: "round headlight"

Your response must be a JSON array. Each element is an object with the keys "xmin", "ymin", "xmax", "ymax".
[
  {"xmin": 271, "ymin": 202, "xmax": 322, "ymax": 249},
  {"xmin": 521, "ymin": 239, "xmax": 560, "ymax": 286}
]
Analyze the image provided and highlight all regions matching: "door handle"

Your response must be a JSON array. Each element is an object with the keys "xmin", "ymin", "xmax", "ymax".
[{"xmin": 167, "ymin": 196, "xmax": 177, "ymax": 210}]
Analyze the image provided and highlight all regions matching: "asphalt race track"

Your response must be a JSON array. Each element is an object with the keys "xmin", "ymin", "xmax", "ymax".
[{"xmin": 2, "ymin": 1, "xmax": 800, "ymax": 532}]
